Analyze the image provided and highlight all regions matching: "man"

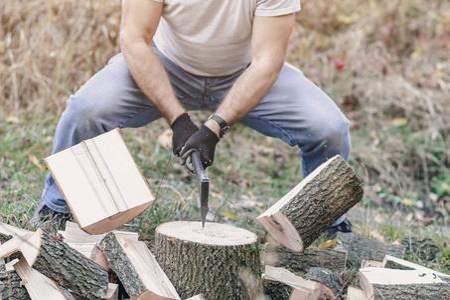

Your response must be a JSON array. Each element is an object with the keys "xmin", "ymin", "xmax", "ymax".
[{"xmin": 34, "ymin": 0, "xmax": 352, "ymax": 234}]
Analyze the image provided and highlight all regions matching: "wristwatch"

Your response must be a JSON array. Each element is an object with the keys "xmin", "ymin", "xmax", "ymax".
[{"xmin": 208, "ymin": 114, "xmax": 230, "ymax": 138}]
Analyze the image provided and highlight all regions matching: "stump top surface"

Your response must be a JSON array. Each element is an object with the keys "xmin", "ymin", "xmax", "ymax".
[{"xmin": 156, "ymin": 221, "xmax": 257, "ymax": 246}]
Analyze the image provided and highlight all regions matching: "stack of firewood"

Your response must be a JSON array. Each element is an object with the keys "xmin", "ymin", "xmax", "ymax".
[{"xmin": 0, "ymin": 155, "xmax": 448, "ymax": 299}]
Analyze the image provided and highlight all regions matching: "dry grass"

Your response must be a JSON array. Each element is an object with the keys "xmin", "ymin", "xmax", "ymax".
[{"xmin": 0, "ymin": 1, "xmax": 448, "ymax": 225}]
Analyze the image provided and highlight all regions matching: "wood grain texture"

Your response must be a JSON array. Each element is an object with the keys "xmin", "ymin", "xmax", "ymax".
[
  {"xmin": 359, "ymin": 267, "xmax": 450, "ymax": 300},
  {"xmin": 304, "ymin": 267, "xmax": 343, "ymax": 298},
  {"xmin": 258, "ymin": 155, "xmax": 363, "ymax": 252},
  {"xmin": 262, "ymin": 266, "xmax": 322, "ymax": 300},
  {"xmin": 45, "ymin": 129, "xmax": 154, "ymax": 234},
  {"xmin": 155, "ymin": 221, "xmax": 262, "ymax": 300},
  {"xmin": 0, "ymin": 259, "xmax": 30, "ymax": 300},
  {"xmin": 99, "ymin": 232, "xmax": 180, "ymax": 300},
  {"xmin": 13, "ymin": 258, "xmax": 69, "ymax": 300}
]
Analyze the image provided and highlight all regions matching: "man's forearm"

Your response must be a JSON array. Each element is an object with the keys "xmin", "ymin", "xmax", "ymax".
[
  {"xmin": 215, "ymin": 60, "xmax": 283, "ymax": 125},
  {"xmin": 122, "ymin": 41, "xmax": 185, "ymax": 124}
]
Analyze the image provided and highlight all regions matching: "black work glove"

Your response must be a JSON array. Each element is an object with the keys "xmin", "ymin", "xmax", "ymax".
[
  {"xmin": 180, "ymin": 126, "xmax": 219, "ymax": 169},
  {"xmin": 171, "ymin": 113, "xmax": 199, "ymax": 156}
]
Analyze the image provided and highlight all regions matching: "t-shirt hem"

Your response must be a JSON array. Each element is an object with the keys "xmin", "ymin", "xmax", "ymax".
[{"xmin": 255, "ymin": 6, "xmax": 301, "ymax": 17}]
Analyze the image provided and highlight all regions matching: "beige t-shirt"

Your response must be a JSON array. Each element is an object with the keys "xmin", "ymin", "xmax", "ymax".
[{"xmin": 153, "ymin": 0, "xmax": 301, "ymax": 76}]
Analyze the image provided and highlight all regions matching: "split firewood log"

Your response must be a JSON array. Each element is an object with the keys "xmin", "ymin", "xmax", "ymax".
[
  {"xmin": 0, "ymin": 259, "xmax": 30, "ymax": 299},
  {"xmin": 155, "ymin": 221, "xmax": 262, "ymax": 300},
  {"xmin": 11, "ymin": 258, "xmax": 73, "ymax": 300},
  {"xmin": 45, "ymin": 129, "xmax": 155, "ymax": 235},
  {"xmin": 99, "ymin": 232, "xmax": 180, "ymax": 300},
  {"xmin": 59, "ymin": 221, "xmax": 138, "ymax": 271},
  {"xmin": 304, "ymin": 267, "xmax": 343, "ymax": 299},
  {"xmin": 383, "ymin": 255, "xmax": 450, "ymax": 282},
  {"xmin": 262, "ymin": 265, "xmax": 334, "ymax": 300},
  {"xmin": 262, "ymin": 244, "xmax": 347, "ymax": 274},
  {"xmin": 337, "ymin": 233, "xmax": 405, "ymax": 267},
  {"xmin": 0, "ymin": 229, "xmax": 109, "ymax": 299},
  {"xmin": 359, "ymin": 267, "xmax": 450, "ymax": 299},
  {"xmin": 360, "ymin": 260, "xmax": 384, "ymax": 269},
  {"xmin": 258, "ymin": 155, "xmax": 363, "ymax": 252}
]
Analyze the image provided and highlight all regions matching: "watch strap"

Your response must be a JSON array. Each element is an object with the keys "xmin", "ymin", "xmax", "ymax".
[{"xmin": 208, "ymin": 114, "xmax": 230, "ymax": 137}]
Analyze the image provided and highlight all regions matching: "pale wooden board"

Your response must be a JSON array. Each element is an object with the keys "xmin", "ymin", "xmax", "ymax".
[
  {"xmin": 263, "ymin": 265, "xmax": 320, "ymax": 294},
  {"xmin": 116, "ymin": 235, "xmax": 180, "ymax": 299},
  {"xmin": 45, "ymin": 129, "xmax": 154, "ymax": 230},
  {"xmin": 359, "ymin": 267, "xmax": 444, "ymax": 285},
  {"xmin": 59, "ymin": 221, "xmax": 139, "ymax": 244},
  {"xmin": 13, "ymin": 259, "xmax": 68, "ymax": 300},
  {"xmin": 347, "ymin": 286, "xmax": 368, "ymax": 300},
  {"xmin": 0, "ymin": 222, "xmax": 31, "ymax": 237},
  {"xmin": 383, "ymin": 255, "xmax": 450, "ymax": 280},
  {"xmin": 92, "ymin": 129, "xmax": 154, "ymax": 211},
  {"xmin": 46, "ymin": 145, "xmax": 110, "ymax": 227}
]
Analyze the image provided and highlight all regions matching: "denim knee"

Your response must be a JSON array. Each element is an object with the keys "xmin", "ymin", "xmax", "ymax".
[
  {"xmin": 300, "ymin": 112, "xmax": 350, "ymax": 158},
  {"xmin": 62, "ymin": 92, "xmax": 117, "ymax": 132},
  {"xmin": 314, "ymin": 115, "xmax": 350, "ymax": 157}
]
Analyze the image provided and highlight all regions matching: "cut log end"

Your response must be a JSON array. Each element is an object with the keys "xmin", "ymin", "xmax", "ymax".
[
  {"xmin": 82, "ymin": 202, "xmax": 152, "ymax": 235},
  {"xmin": 156, "ymin": 221, "xmax": 257, "ymax": 246},
  {"xmin": 155, "ymin": 221, "xmax": 262, "ymax": 299}
]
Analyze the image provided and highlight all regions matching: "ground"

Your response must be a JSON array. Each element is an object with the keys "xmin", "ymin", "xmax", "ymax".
[{"xmin": 0, "ymin": 0, "xmax": 449, "ymax": 273}]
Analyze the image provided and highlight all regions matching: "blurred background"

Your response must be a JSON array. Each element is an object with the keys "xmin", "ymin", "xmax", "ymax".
[{"xmin": 0, "ymin": 0, "xmax": 448, "ymax": 271}]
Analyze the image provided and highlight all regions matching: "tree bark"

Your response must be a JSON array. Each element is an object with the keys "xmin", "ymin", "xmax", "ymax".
[
  {"xmin": 263, "ymin": 280, "xmax": 293, "ymax": 300},
  {"xmin": 99, "ymin": 232, "xmax": 180, "ymax": 299},
  {"xmin": 337, "ymin": 233, "xmax": 405, "ymax": 268},
  {"xmin": 0, "ymin": 229, "xmax": 109, "ymax": 299},
  {"xmin": 155, "ymin": 221, "xmax": 262, "ymax": 300},
  {"xmin": 0, "ymin": 259, "xmax": 30, "ymax": 300},
  {"xmin": 369, "ymin": 283, "xmax": 450, "ymax": 299},
  {"xmin": 262, "ymin": 244, "xmax": 347, "ymax": 275},
  {"xmin": 304, "ymin": 267, "xmax": 343, "ymax": 299},
  {"xmin": 258, "ymin": 155, "xmax": 363, "ymax": 252}
]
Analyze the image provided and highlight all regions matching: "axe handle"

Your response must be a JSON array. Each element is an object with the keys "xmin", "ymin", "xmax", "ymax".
[{"xmin": 191, "ymin": 151, "xmax": 208, "ymax": 183}]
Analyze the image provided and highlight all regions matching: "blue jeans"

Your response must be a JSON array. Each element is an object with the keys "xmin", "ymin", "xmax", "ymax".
[{"xmin": 41, "ymin": 50, "xmax": 350, "ymax": 224}]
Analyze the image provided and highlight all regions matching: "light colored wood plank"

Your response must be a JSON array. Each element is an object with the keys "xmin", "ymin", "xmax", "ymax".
[
  {"xmin": 104, "ymin": 283, "xmax": 119, "ymax": 300},
  {"xmin": 13, "ymin": 259, "xmax": 69, "ymax": 300},
  {"xmin": 383, "ymin": 255, "xmax": 450, "ymax": 280},
  {"xmin": 263, "ymin": 265, "xmax": 322, "ymax": 299},
  {"xmin": 0, "ymin": 222, "xmax": 31, "ymax": 237},
  {"xmin": 347, "ymin": 286, "xmax": 368, "ymax": 300},
  {"xmin": 100, "ymin": 232, "xmax": 180, "ymax": 299},
  {"xmin": 45, "ymin": 129, "xmax": 155, "ymax": 234},
  {"xmin": 359, "ymin": 267, "xmax": 449, "ymax": 300}
]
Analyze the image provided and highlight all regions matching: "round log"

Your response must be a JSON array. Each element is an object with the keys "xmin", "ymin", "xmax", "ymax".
[
  {"xmin": 258, "ymin": 155, "xmax": 363, "ymax": 252},
  {"xmin": 155, "ymin": 221, "xmax": 262, "ymax": 300}
]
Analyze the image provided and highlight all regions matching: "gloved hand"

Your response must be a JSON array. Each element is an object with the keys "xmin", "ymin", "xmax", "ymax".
[
  {"xmin": 180, "ymin": 126, "xmax": 219, "ymax": 169},
  {"xmin": 171, "ymin": 113, "xmax": 198, "ymax": 156}
]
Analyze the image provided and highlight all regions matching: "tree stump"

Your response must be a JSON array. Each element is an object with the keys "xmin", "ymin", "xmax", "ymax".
[
  {"xmin": 258, "ymin": 155, "xmax": 363, "ymax": 252},
  {"xmin": 0, "ymin": 229, "xmax": 109, "ymax": 299},
  {"xmin": 155, "ymin": 221, "xmax": 262, "ymax": 300}
]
